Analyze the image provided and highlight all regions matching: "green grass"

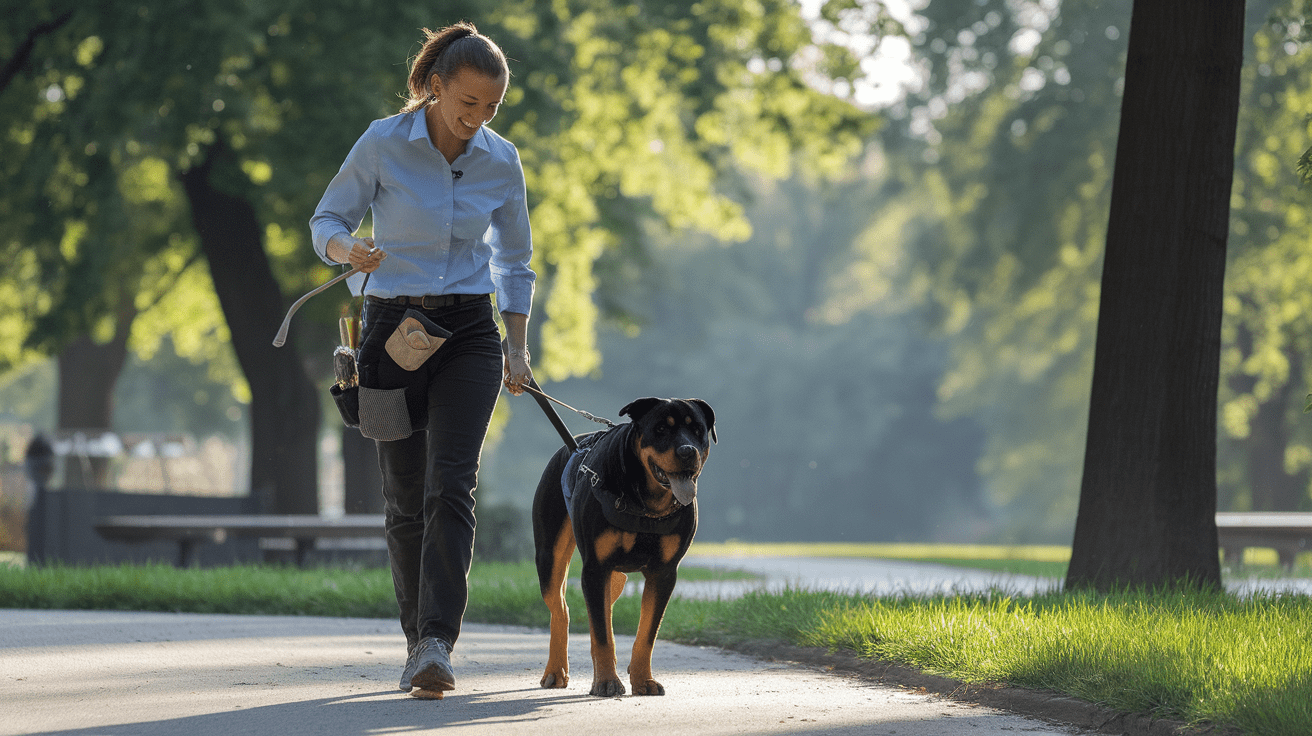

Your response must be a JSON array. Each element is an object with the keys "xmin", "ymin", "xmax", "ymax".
[
  {"xmin": 3, "ymin": 557, "xmax": 1311, "ymax": 735},
  {"xmin": 0, "ymin": 557, "xmax": 750, "ymax": 623},
  {"xmin": 662, "ymin": 586, "xmax": 1312, "ymax": 736}
]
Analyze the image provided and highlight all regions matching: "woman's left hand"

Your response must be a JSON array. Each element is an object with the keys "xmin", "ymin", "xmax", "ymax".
[{"xmin": 504, "ymin": 347, "xmax": 533, "ymax": 395}]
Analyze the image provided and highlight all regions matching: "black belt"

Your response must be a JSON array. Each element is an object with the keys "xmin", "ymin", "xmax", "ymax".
[{"xmin": 366, "ymin": 294, "xmax": 488, "ymax": 309}]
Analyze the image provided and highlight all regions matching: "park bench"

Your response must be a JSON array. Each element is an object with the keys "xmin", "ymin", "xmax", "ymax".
[
  {"xmin": 93, "ymin": 514, "xmax": 385, "ymax": 567},
  {"xmin": 1215, "ymin": 512, "xmax": 1312, "ymax": 569}
]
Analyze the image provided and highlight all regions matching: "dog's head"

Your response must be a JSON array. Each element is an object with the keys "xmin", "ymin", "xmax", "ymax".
[{"xmin": 620, "ymin": 397, "xmax": 716, "ymax": 508}]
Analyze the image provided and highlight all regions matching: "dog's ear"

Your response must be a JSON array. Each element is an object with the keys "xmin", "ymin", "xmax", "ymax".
[
  {"xmin": 689, "ymin": 399, "xmax": 717, "ymax": 444},
  {"xmin": 619, "ymin": 397, "xmax": 664, "ymax": 421}
]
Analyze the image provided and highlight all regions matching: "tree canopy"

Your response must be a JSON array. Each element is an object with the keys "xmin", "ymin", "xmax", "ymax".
[
  {"xmin": 1, "ymin": 0, "xmax": 879, "ymax": 509},
  {"xmin": 2, "ymin": 0, "xmax": 879, "ymax": 378}
]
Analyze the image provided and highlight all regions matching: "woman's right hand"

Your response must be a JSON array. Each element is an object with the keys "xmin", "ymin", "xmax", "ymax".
[
  {"xmin": 347, "ymin": 237, "xmax": 387, "ymax": 273},
  {"xmin": 328, "ymin": 234, "xmax": 387, "ymax": 273}
]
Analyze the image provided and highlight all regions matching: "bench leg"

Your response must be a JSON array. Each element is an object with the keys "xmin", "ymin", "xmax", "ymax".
[
  {"xmin": 295, "ymin": 538, "xmax": 314, "ymax": 567},
  {"xmin": 1221, "ymin": 545, "xmax": 1242, "ymax": 567},
  {"xmin": 178, "ymin": 539, "xmax": 196, "ymax": 568},
  {"xmin": 1277, "ymin": 547, "xmax": 1296, "ymax": 572}
]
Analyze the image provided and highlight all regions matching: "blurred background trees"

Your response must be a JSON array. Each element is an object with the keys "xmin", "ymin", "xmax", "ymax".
[{"xmin": 3, "ymin": 0, "xmax": 1311, "ymax": 544}]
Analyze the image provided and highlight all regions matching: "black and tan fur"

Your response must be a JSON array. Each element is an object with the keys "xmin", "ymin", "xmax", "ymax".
[{"xmin": 532, "ymin": 397, "xmax": 716, "ymax": 697}]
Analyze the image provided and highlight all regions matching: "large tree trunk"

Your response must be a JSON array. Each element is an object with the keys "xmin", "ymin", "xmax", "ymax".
[
  {"xmin": 56, "ymin": 302, "xmax": 134, "ymax": 488},
  {"xmin": 179, "ymin": 138, "xmax": 320, "ymax": 514},
  {"xmin": 1066, "ymin": 0, "xmax": 1244, "ymax": 591}
]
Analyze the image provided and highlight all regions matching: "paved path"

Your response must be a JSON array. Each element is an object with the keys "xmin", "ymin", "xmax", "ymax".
[
  {"xmin": 678, "ymin": 554, "xmax": 1060, "ymax": 598},
  {"xmin": 1, "ymin": 609, "xmax": 1088, "ymax": 736},
  {"xmin": 678, "ymin": 553, "xmax": 1312, "ymax": 598}
]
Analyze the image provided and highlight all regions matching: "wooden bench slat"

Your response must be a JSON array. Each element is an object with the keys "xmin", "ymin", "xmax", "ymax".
[
  {"xmin": 92, "ymin": 514, "xmax": 387, "ymax": 567},
  {"xmin": 1213, "ymin": 512, "xmax": 1311, "ymax": 569}
]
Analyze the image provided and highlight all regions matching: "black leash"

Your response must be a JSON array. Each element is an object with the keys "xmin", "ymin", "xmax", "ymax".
[
  {"xmin": 521, "ymin": 378, "xmax": 582, "ymax": 452},
  {"xmin": 502, "ymin": 341, "xmax": 613, "ymax": 453},
  {"xmin": 519, "ymin": 379, "xmax": 620, "ymax": 454}
]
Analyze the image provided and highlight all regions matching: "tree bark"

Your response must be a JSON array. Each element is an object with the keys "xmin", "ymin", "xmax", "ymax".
[
  {"xmin": 55, "ymin": 302, "xmax": 134, "ymax": 489},
  {"xmin": 1066, "ymin": 0, "xmax": 1244, "ymax": 591},
  {"xmin": 179, "ymin": 138, "xmax": 320, "ymax": 514}
]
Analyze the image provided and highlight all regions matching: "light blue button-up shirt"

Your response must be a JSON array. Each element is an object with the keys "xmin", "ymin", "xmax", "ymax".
[{"xmin": 310, "ymin": 110, "xmax": 535, "ymax": 316}]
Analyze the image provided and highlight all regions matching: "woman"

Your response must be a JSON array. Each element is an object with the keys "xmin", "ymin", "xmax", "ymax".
[{"xmin": 309, "ymin": 21, "xmax": 534, "ymax": 698}]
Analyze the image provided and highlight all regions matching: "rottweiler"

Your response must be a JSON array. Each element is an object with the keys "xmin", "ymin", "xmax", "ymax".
[{"xmin": 532, "ymin": 397, "xmax": 716, "ymax": 697}]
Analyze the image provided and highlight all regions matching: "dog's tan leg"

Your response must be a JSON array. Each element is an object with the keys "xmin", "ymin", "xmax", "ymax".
[
  {"xmin": 630, "ymin": 569, "xmax": 676, "ymax": 695},
  {"xmin": 587, "ymin": 570, "xmax": 628, "ymax": 696},
  {"xmin": 540, "ymin": 524, "xmax": 575, "ymax": 688},
  {"xmin": 607, "ymin": 569, "xmax": 627, "ymax": 607}
]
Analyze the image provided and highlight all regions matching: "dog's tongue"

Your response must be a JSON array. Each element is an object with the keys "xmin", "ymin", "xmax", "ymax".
[{"xmin": 671, "ymin": 476, "xmax": 697, "ymax": 506}]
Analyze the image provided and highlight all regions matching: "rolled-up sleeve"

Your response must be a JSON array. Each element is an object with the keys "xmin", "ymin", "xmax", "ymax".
[
  {"xmin": 310, "ymin": 125, "xmax": 378, "ymax": 265},
  {"xmin": 488, "ymin": 152, "xmax": 536, "ymax": 316}
]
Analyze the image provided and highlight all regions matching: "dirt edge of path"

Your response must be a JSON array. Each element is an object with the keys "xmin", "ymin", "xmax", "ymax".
[{"xmin": 722, "ymin": 640, "xmax": 1241, "ymax": 736}]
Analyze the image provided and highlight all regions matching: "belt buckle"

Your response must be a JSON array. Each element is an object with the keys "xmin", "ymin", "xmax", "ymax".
[{"xmin": 420, "ymin": 294, "xmax": 442, "ymax": 309}]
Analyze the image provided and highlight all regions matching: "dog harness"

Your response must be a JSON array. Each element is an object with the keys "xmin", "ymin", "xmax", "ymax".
[{"xmin": 560, "ymin": 425, "xmax": 692, "ymax": 535}]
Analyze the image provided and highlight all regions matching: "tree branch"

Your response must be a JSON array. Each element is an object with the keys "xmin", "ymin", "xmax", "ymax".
[{"xmin": 0, "ymin": 10, "xmax": 75, "ymax": 96}]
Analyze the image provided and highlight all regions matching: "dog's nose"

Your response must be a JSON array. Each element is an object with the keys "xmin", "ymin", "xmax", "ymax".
[{"xmin": 676, "ymin": 445, "xmax": 698, "ymax": 462}]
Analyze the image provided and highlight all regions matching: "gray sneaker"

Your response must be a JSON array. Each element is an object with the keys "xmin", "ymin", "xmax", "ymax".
[
  {"xmin": 398, "ymin": 643, "xmax": 421, "ymax": 692},
  {"xmin": 408, "ymin": 637, "xmax": 456, "ymax": 693}
]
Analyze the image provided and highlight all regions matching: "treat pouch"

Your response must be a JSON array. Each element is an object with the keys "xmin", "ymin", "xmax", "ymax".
[{"xmin": 385, "ymin": 309, "xmax": 452, "ymax": 371}]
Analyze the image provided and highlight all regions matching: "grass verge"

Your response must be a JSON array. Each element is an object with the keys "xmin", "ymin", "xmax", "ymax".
[
  {"xmin": 684, "ymin": 587, "xmax": 1312, "ymax": 736},
  {"xmin": 3, "ymin": 560, "xmax": 1309, "ymax": 735}
]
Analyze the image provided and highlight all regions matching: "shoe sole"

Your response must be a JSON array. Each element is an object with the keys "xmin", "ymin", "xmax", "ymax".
[
  {"xmin": 410, "ymin": 688, "xmax": 445, "ymax": 700},
  {"xmin": 410, "ymin": 665, "xmax": 455, "ymax": 692}
]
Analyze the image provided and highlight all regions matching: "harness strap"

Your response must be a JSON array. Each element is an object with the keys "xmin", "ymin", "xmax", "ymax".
[{"xmin": 559, "ymin": 428, "xmax": 691, "ymax": 535}]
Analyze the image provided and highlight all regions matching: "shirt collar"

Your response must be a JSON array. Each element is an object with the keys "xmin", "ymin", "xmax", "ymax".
[{"xmin": 408, "ymin": 110, "xmax": 492, "ymax": 155}]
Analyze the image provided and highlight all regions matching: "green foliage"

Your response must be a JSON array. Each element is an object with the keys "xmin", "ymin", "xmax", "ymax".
[
  {"xmin": 832, "ymin": 0, "xmax": 1130, "ymax": 540},
  {"xmin": 1, "ymin": 0, "xmax": 878, "ymax": 395},
  {"xmin": 1218, "ymin": 2, "xmax": 1312, "ymax": 512},
  {"xmin": 840, "ymin": 0, "xmax": 1312, "ymax": 534},
  {"xmin": 486, "ymin": 171, "xmax": 987, "ymax": 543}
]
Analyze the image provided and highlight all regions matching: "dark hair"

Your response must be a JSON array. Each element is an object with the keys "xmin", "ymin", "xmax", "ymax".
[{"xmin": 402, "ymin": 22, "xmax": 508, "ymax": 113}]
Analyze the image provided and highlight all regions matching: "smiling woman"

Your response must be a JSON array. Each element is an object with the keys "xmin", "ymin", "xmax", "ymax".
[{"xmin": 308, "ymin": 20, "xmax": 536, "ymax": 701}]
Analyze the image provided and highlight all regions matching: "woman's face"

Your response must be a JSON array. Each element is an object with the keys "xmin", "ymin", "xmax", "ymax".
[{"xmin": 430, "ymin": 68, "xmax": 508, "ymax": 144}]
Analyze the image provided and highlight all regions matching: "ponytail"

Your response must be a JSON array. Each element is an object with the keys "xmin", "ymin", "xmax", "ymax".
[{"xmin": 402, "ymin": 22, "xmax": 508, "ymax": 113}]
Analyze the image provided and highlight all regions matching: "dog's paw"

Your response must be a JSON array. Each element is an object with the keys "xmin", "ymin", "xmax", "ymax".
[
  {"xmin": 630, "ymin": 678, "xmax": 665, "ymax": 696},
  {"xmin": 590, "ymin": 677, "xmax": 626, "ymax": 697},
  {"xmin": 540, "ymin": 670, "xmax": 569, "ymax": 688}
]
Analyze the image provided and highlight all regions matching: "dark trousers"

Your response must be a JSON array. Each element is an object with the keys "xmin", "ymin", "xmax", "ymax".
[{"xmin": 361, "ymin": 296, "xmax": 503, "ymax": 651}]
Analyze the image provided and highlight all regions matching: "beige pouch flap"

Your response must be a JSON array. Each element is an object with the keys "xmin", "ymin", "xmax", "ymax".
[{"xmin": 385, "ymin": 317, "xmax": 446, "ymax": 370}]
